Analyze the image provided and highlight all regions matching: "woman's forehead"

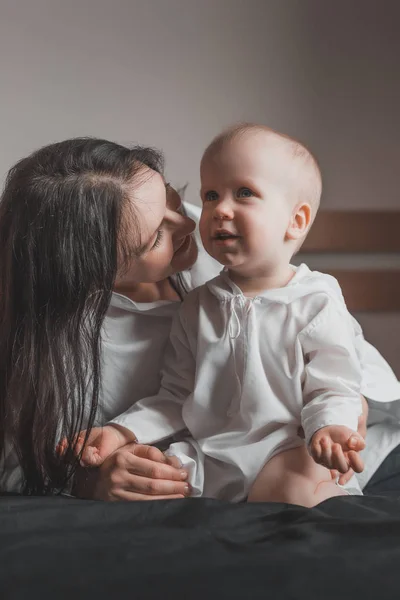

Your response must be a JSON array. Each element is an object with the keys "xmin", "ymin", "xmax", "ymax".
[{"xmin": 129, "ymin": 168, "xmax": 166, "ymax": 233}]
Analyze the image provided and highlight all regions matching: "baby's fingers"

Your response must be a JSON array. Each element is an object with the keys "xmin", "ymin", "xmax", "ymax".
[
  {"xmin": 337, "ymin": 468, "xmax": 355, "ymax": 486},
  {"xmin": 320, "ymin": 436, "xmax": 333, "ymax": 469},
  {"xmin": 347, "ymin": 450, "xmax": 364, "ymax": 474},
  {"xmin": 74, "ymin": 435, "xmax": 87, "ymax": 457},
  {"xmin": 57, "ymin": 435, "xmax": 84, "ymax": 458},
  {"xmin": 331, "ymin": 443, "xmax": 349, "ymax": 473},
  {"xmin": 56, "ymin": 439, "xmax": 69, "ymax": 456},
  {"xmin": 310, "ymin": 437, "xmax": 323, "ymax": 463},
  {"xmin": 80, "ymin": 445, "xmax": 104, "ymax": 467},
  {"xmin": 347, "ymin": 434, "xmax": 366, "ymax": 452}
]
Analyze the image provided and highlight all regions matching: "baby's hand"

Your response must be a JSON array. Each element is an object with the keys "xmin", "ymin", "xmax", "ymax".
[
  {"xmin": 57, "ymin": 425, "xmax": 136, "ymax": 467},
  {"xmin": 310, "ymin": 425, "xmax": 365, "ymax": 474}
]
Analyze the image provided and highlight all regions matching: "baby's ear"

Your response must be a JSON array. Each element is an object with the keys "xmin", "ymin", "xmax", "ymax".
[{"xmin": 286, "ymin": 202, "xmax": 312, "ymax": 241}]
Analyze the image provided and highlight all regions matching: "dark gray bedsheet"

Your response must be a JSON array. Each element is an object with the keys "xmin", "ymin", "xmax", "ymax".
[{"xmin": 0, "ymin": 494, "xmax": 399, "ymax": 599}]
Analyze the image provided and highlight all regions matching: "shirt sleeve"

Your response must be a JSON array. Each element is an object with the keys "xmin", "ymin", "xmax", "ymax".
[
  {"xmin": 109, "ymin": 307, "xmax": 195, "ymax": 444},
  {"xmin": 300, "ymin": 298, "xmax": 363, "ymax": 445}
]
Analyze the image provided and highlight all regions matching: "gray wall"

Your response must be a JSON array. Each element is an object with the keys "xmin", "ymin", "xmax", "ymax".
[
  {"xmin": 2, "ymin": 0, "xmax": 398, "ymax": 206},
  {"xmin": 0, "ymin": 0, "xmax": 399, "ymax": 372},
  {"xmin": 0, "ymin": 0, "xmax": 309, "ymax": 191}
]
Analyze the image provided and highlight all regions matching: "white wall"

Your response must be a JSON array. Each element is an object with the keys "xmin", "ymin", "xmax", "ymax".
[
  {"xmin": 0, "ymin": 0, "xmax": 308, "ymax": 194},
  {"xmin": 1, "ymin": 1, "xmax": 399, "ymax": 206},
  {"xmin": 291, "ymin": 1, "xmax": 400, "ymax": 211},
  {"xmin": 1, "ymin": 0, "xmax": 399, "ymax": 372}
]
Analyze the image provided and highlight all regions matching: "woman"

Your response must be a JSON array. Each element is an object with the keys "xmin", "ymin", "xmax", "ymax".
[{"xmin": 0, "ymin": 137, "xmax": 399, "ymax": 498}]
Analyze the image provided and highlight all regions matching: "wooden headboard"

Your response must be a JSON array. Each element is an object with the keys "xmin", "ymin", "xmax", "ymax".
[{"xmin": 297, "ymin": 211, "xmax": 400, "ymax": 312}]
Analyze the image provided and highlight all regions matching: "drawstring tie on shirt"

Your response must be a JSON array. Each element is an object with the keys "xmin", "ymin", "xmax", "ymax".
[
  {"xmin": 228, "ymin": 296, "xmax": 242, "ymax": 339},
  {"xmin": 228, "ymin": 296, "xmax": 253, "ymax": 339},
  {"xmin": 227, "ymin": 296, "xmax": 253, "ymax": 416}
]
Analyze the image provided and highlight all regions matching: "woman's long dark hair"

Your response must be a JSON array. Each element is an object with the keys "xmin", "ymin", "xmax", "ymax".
[{"xmin": 0, "ymin": 137, "xmax": 164, "ymax": 494}]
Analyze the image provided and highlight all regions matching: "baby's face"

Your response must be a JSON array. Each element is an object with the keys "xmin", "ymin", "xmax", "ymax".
[{"xmin": 199, "ymin": 132, "xmax": 295, "ymax": 276}]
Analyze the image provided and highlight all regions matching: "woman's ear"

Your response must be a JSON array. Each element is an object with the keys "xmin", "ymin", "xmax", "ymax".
[{"xmin": 286, "ymin": 202, "xmax": 312, "ymax": 241}]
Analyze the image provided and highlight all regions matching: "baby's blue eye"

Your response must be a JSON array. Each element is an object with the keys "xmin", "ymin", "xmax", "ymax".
[
  {"xmin": 204, "ymin": 190, "xmax": 219, "ymax": 202},
  {"xmin": 237, "ymin": 187, "xmax": 254, "ymax": 198}
]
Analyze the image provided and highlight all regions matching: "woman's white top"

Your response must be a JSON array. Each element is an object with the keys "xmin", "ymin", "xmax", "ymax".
[
  {"xmin": 96, "ymin": 204, "xmax": 220, "ymax": 425},
  {"xmin": 1, "ymin": 204, "xmax": 400, "ymax": 493},
  {"xmin": 111, "ymin": 265, "xmax": 400, "ymax": 500},
  {"xmin": 0, "ymin": 204, "xmax": 219, "ymax": 493}
]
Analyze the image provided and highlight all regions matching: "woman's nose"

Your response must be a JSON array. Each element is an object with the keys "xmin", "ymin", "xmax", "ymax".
[
  {"xmin": 166, "ymin": 185, "xmax": 182, "ymax": 212},
  {"xmin": 169, "ymin": 208, "xmax": 196, "ymax": 237},
  {"xmin": 182, "ymin": 214, "xmax": 196, "ymax": 235}
]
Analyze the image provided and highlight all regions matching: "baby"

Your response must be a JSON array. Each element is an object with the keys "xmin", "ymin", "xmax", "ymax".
[{"xmin": 66, "ymin": 125, "xmax": 372, "ymax": 506}]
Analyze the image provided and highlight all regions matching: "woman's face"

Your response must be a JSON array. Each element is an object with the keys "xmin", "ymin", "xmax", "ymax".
[{"xmin": 115, "ymin": 168, "xmax": 198, "ymax": 289}]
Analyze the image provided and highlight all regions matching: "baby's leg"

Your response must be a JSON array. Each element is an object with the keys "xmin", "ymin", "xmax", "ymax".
[{"xmin": 247, "ymin": 443, "xmax": 347, "ymax": 507}]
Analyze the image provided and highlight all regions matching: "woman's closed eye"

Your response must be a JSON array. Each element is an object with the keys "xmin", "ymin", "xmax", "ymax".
[{"xmin": 152, "ymin": 229, "xmax": 164, "ymax": 249}]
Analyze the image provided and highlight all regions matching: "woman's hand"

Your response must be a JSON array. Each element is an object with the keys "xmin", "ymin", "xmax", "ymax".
[{"xmin": 74, "ymin": 443, "xmax": 190, "ymax": 501}]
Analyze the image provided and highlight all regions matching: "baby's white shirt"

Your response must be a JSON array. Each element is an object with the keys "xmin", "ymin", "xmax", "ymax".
[{"xmin": 112, "ymin": 264, "xmax": 400, "ymax": 500}]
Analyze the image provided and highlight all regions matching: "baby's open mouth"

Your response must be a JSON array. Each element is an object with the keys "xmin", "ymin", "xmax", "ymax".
[{"xmin": 213, "ymin": 231, "xmax": 240, "ymax": 240}]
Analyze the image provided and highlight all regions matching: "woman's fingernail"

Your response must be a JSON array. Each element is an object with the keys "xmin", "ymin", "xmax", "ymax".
[
  {"xmin": 184, "ymin": 485, "xmax": 191, "ymax": 496},
  {"xmin": 349, "ymin": 436, "xmax": 358, "ymax": 447},
  {"xmin": 180, "ymin": 471, "xmax": 188, "ymax": 480}
]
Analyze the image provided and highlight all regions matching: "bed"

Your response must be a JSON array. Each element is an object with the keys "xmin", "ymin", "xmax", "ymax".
[
  {"xmin": 1, "ymin": 494, "xmax": 400, "ymax": 599},
  {"xmin": 1, "ymin": 211, "xmax": 400, "ymax": 599}
]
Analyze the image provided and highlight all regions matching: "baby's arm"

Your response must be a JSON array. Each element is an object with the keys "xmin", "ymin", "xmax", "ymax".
[
  {"xmin": 61, "ymin": 307, "xmax": 196, "ymax": 466},
  {"xmin": 300, "ymin": 299, "xmax": 365, "ymax": 474},
  {"xmin": 109, "ymin": 307, "xmax": 196, "ymax": 446}
]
